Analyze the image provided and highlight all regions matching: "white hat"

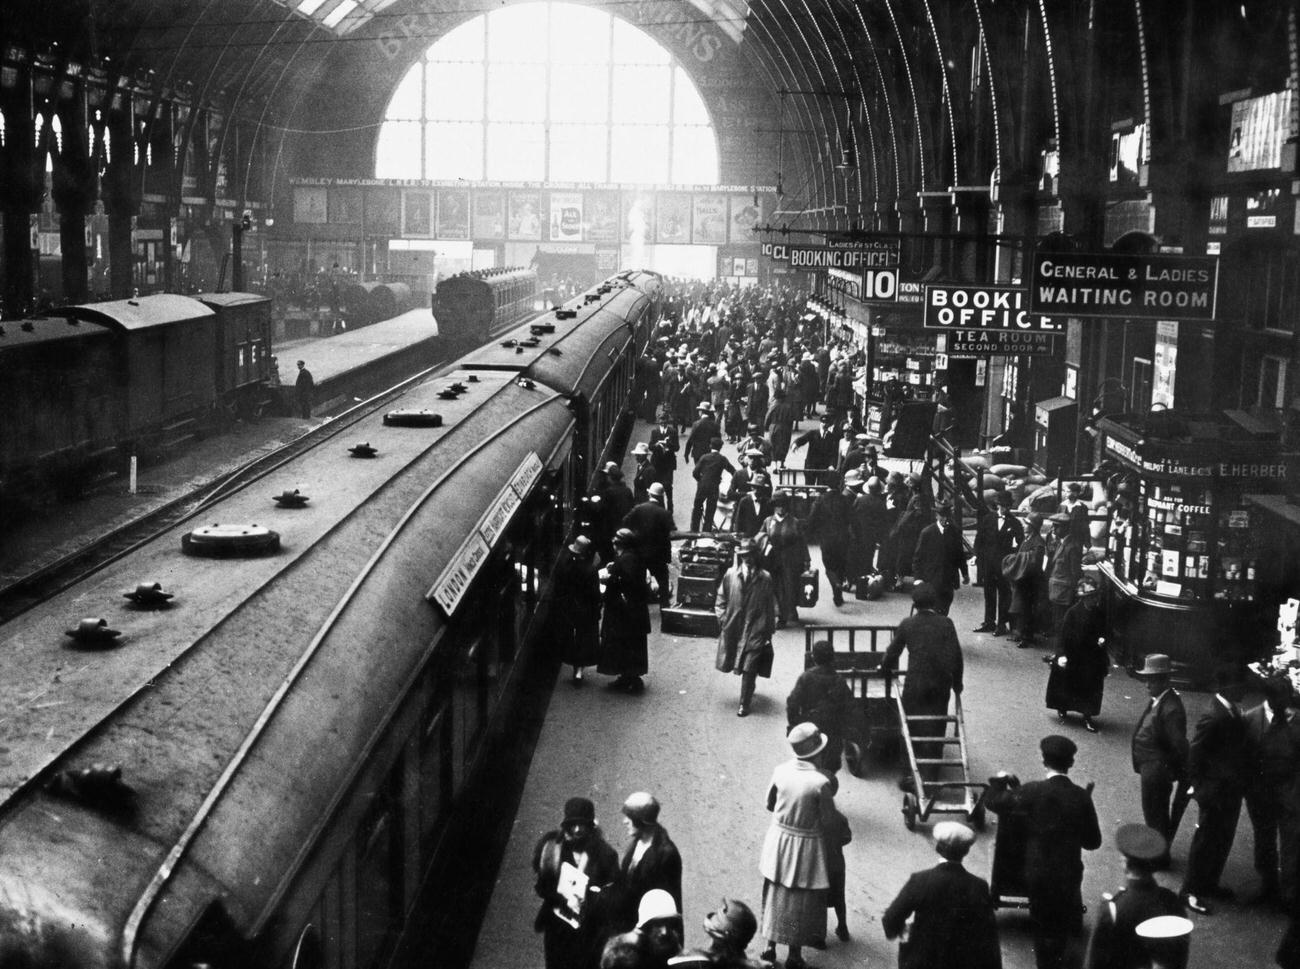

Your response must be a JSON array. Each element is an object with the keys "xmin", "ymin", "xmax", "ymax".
[
  {"xmin": 632, "ymin": 442, "xmax": 651, "ymax": 456},
  {"xmin": 637, "ymin": 889, "xmax": 681, "ymax": 928}
]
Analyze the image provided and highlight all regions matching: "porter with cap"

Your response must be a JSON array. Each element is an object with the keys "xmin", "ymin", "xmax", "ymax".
[
  {"xmin": 1083, "ymin": 824, "xmax": 1185, "ymax": 969},
  {"xmin": 882, "ymin": 821, "xmax": 1001, "ymax": 969}
]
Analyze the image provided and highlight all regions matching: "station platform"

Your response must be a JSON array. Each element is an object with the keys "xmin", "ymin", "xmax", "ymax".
[
  {"xmin": 468, "ymin": 417, "xmax": 1287, "ymax": 969},
  {"xmin": 276, "ymin": 307, "xmax": 442, "ymax": 413}
]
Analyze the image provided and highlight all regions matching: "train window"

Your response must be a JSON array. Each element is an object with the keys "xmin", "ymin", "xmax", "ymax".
[
  {"xmin": 419, "ymin": 704, "xmax": 450, "ymax": 853},
  {"xmin": 319, "ymin": 871, "xmax": 344, "ymax": 969},
  {"xmin": 451, "ymin": 640, "xmax": 483, "ymax": 783},
  {"xmin": 355, "ymin": 765, "xmax": 404, "ymax": 969}
]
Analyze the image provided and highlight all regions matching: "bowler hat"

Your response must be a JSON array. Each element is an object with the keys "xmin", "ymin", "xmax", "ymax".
[
  {"xmin": 569, "ymin": 535, "xmax": 593, "ymax": 556},
  {"xmin": 605, "ymin": 461, "xmax": 624, "ymax": 479},
  {"xmin": 563, "ymin": 796, "xmax": 596, "ymax": 826},
  {"xmin": 771, "ymin": 491, "xmax": 791, "ymax": 508},
  {"xmin": 911, "ymin": 581, "xmax": 938, "ymax": 608},
  {"xmin": 632, "ymin": 442, "xmax": 651, "ymax": 456},
  {"xmin": 995, "ymin": 491, "xmax": 1013, "ymax": 507},
  {"xmin": 788, "ymin": 722, "xmax": 828, "ymax": 759},
  {"xmin": 1134, "ymin": 653, "xmax": 1172, "ymax": 677},
  {"xmin": 1115, "ymin": 822, "xmax": 1167, "ymax": 862},
  {"xmin": 1026, "ymin": 512, "xmax": 1044, "ymax": 529}
]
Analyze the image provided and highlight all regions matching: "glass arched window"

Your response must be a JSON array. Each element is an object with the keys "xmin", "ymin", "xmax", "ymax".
[{"xmin": 375, "ymin": 1, "xmax": 718, "ymax": 185}]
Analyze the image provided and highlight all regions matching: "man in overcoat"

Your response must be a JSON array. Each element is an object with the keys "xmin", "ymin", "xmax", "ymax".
[
  {"xmin": 631, "ymin": 442, "xmax": 660, "ymax": 504},
  {"xmin": 881, "ymin": 582, "xmax": 964, "ymax": 782},
  {"xmin": 684, "ymin": 402, "xmax": 721, "ymax": 464},
  {"xmin": 624, "ymin": 482, "xmax": 676, "ymax": 608},
  {"xmin": 986, "ymin": 735, "xmax": 1102, "ymax": 969},
  {"xmin": 806, "ymin": 478, "xmax": 855, "ymax": 607},
  {"xmin": 1178, "ymin": 667, "xmax": 1248, "ymax": 915},
  {"xmin": 973, "ymin": 492, "xmax": 1023, "ymax": 636},
  {"xmin": 912, "ymin": 501, "xmax": 969, "ymax": 615},
  {"xmin": 715, "ymin": 539, "xmax": 777, "ymax": 717},
  {"xmin": 1130, "ymin": 653, "xmax": 1188, "ymax": 869},
  {"xmin": 1244, "ymin": 675, "xmax": 1300, "ymax": 907},
  {"xmin": 882, "ymin": 822, "xmax": 1002, "ymax": 969},
  {"xmin": 597, "ymin": 463, "xmax": 635, "ymax": 561}
]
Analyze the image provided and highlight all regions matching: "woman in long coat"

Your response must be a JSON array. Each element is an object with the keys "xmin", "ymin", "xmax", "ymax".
[
  {"xmin": 758, "ymin": 493, "xmax": 811, "ymax": 626},
  {"xmin": 597, "ymin": 528, "xmax": 651, "ymax": 693},
  {"xmin": 715, "ymin": 539, "xmax": 777, "ymax": 716},
  {"xmin": 758, "ymin": 724, "xmax": 836, "ymax": 969},
  {"xmin": 1045, "ymin": 576, "xmax": 1109, "ymax": 731},
  {"xmin": 552, "ymin": 535, "xmax": 601, "ymax": 683}
]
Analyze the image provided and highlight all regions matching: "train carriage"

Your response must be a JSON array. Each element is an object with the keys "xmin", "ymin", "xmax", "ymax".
[
  {"xmin": 0, "ymin": 272, "xmax": 660, "ymax": 969},
  {"xmin": 432, "ymin": 268, "xmax": 538, "ymax": 347},
  {"xmin": 194, "ymin": 292, "xmax": 275, "ymax": 410}
]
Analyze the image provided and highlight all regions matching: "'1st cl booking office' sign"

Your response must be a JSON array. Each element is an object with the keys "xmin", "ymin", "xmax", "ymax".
[{"xmin": 1029, "ymin": 252, "xmax": 1219, "ymax": 321}]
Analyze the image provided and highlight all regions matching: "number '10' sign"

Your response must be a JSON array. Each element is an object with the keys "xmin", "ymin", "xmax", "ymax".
[{"xmin": 861, "ymin": 268, "xmax": 899, "ymax": 301}]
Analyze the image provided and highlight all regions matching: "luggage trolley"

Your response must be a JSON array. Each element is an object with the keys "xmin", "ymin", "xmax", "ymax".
[
  {"xmin": 801, "ymin": 625, "xmax": 901, "ymax": 776},
  {"xmin": 896, "ymin": 688, "xmax": 987, "ymax": 831}
]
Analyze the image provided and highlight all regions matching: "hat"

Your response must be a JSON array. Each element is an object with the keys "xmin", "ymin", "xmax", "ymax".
[
  {"xmin": 820, "ymin": 412, "xmax": 834, "ymax": 423},
  {"xmin": 563, "ymin": 796, "xmax": 596, "ymax": 827},
  {"xmin": 1026, "ymin": 512, "xmax": 1044, "ymax": 529},
  {"xmin": 1076, "ymin": 575, "xmax": 1100, "ymax": 596},
  {"xmin": 906, "ymin": 472, "xmax": 923, "ymax": 487},
  {"xmin": 771, "ymin": 492, "xmax": 791, "ymax": 508},
  {"xmin": 703, "ymin": 899, "xmax": 757, "ymax": 946},
  {"xmin": 605, "ymin": 461, "xmax": 624, "ymax": 479},
  {"xmin": 843, "ymin": 470, "xmax": 865, "ymax": 490},
  {"xmin": 735, "ymin": 538, "xmax": 760, "ymax": 558},
  {"xmin": 1049, "ymin": 512, "xmax": 1071, "ymax": 524},
  {"xmin": 744, "ymin": 447, "xmax": 764, "ymax": 458},
  {"xmin": 1135, "ymin": 915, "xmax": 1193, "ymax": 941},
  {"xmin": 622, "ymin": 792, "xmax": 661, "ymax": 827},
  {"xmin": 811, "ymin": 640, "xmax": 835, "ymax": 666},
  {"xmin": 866, "ymin": 476, "xmax": 884, "ymax": 494},
  {"xmin": 697, "ymin": 401, "xmax": 713, "ymax": 412},
  {"xmin": 1040, "ymin": 734, "xmax": 1077, "ymax": 767},
  {"xmin": 995, "ymin": 491, "xmax": 1013, "ymax": 507},
  {"xmin": 911, "ymin": 581, "xmax": 938, "ymax": 608},
  {"xmin": 569, "ymin": 535, "xmax": 593, "ymax": 556},
  {"xmin": 750, "ymin": 473, "xmax": 770, "ymax": 489},
  {"xmin": 747, "ymin": 421, "xmax": 761, "ymax": 431},
  {"xmin": 1115, "ymin": 822, "xmax": 1167, "ymax": 862},
  {"xmin": 932, "ymin": 821, "xmax": 976, "ymax": 859},
  {"xmin": 632, "ymin": 442, "xmax": 651, "ymax": 456},
  {"xmin": 935, "ymin": 500, "xmax": 953, "ymax": 515},
  {"xmin": 637, "ymin": 889, "xmax": 681, "ymax": 928},
  {"xmin": 1134, "ymin": 653, "xmax": 1172, "ymax": 678},
  {"xmin": 802, "ymin": 351, "xmax": 813, "ymax": 361},
  {"xmin": 854, "ymin": 432, "xmax": 871, "ymax": 442},
  {"xmin": 614, "ymin": 527, "xmax": 636, "ymax": 546},
  {"xmin": 788, "ymin": 723, "xmax": 828, "ymax": 759},
  {"xmin": 648, "ymin": 482, "xmax": 666, "ymax": 500}
]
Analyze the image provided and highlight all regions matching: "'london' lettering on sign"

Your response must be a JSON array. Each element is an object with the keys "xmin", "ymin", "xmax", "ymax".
[
  {"xmin": 923, "ymin": 285, "xmax": 1060, "ymax": 332},
  {"xmin": 1029, "ymin": 253, "xmax": 1219, "ymax": 321}
]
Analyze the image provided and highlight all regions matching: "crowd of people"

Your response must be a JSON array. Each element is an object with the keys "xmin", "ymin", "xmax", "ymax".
[{"xmin": 534, "ymin": 278, "xmax": 1300, "ymax": 969}]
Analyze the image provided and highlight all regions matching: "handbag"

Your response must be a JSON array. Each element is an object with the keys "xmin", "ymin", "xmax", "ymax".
[{"xmin": 799, "ymin": 569, "xmax": 820, "ymax": 607}]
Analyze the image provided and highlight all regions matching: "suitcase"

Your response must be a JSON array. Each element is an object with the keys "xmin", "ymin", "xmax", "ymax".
[
  {"xmin": 798, "ymin": 569, "xmax": 820, "ymax": 607},
  {"xmin": 676, "ymin": 574, "xmax": 719, "ymax": 608},
  {"xmin": 660, "ymin": 607, "xmax": 720, "ymax": 637},
  {"xmin": 681, "ymin": 560, "xmax": 723, "ymax": 579}
]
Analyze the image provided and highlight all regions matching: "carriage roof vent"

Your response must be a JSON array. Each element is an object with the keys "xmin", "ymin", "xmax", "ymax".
[
  {"xmin": 182, "ymin": 524, "xmax": 282, "ymax": 557},
  {"xmin": 554, "ymin": 308, "xmax": 577, "ymax": 320}
]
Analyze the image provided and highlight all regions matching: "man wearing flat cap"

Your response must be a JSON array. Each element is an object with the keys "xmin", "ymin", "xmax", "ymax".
[
  {"xmin": 716, "ymin": 539, "xmax": 777, "ymax": 717},
  {"xmin": 757, "ymin": 724, "xmax": 837, "ymax": 969},
  {"xmin": 613, "ymin": 793, "xmax": 683, "ymax": 934},
  {"xmin": 882, "ymin": 822, "xmax": 1002, "ymax": 969},
  {"xmin": 1083, "ymin": 824, "xmax": 1185, "ymax": 969},
  {"xmin": 912, "ymin": 500, "xmax": 970, "ymax": 616},
  {"xmin": 1130, "ymin": 653, "xmax": 1188, "ymax": 869},
  {"xmin": 986, "ymin": 734, "xmax": 1101, "ymax": 969},
  {"xmin": 533, "ymin": 796, "xmax": 621, "ymax": 969}
]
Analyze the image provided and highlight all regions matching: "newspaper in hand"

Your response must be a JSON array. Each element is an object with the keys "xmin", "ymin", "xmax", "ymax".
[{"xmin": 552, "ymin": 861, "xmax": 589, "ymax": 929}]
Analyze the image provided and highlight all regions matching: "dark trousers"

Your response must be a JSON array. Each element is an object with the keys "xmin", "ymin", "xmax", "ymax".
[
  {"xmin": 691, "ymin": 488, "xmax": 719, "ymax": 532},
  {"xmin": 648, "ymin": 560, "xmax": 671, "ymax": 606},
  {"xmin": 934, "ymin": 583, "xmax": 955, "ymax": 616},
  {"xmin": 982, "ymin": 571, "xmax": 1011, "ymax": 627},
  {"xmin": 1183, "ymin": 793, "xmax": 1243, "ymax": 895},
  {"xmin": 740, "ymin": 668, "xmax": 759, "ymax": 708},
  {"xmin": 1247, "ymin": 783, "xmax": 1300, "ymax": 899},
  {"xmin": 297, "ymin": 392, "xmax": 311, "ymax": 419},
  {"xmin": 1139, "ymin": 762, "xmax": 1177, "ymax": 863},
  {"xmin": 1027, "ymin": 879, "xmax": 1083, "ymax": 969}
]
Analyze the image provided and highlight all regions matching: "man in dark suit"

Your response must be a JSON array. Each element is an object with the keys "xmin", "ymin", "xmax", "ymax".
[
  {"xmin": 1179, "ymin": 668, "xmax": 1249, "ymax": 914},
  {"xmin": 986, "ymin": 734, "xmax": 1102, "ymax": 969},
  {"xmin": 912, "ymin": 501, "xmax": 970, "ymax": 615},
  {"xmin": 631, "ymin": 442, "xmax": 660, "ymax": 504},
  {"xmin": 596, "ymin": 462, "xmax": 635, "ymax": 561},
  {"xmin": 683, "ymin": 402, "xmax": 721, "ymax": 464},
  {"xmin": 648, "ymin": 412, "xmax": 680, "ymax": 514},
  {"xmin": 1130, "ymin": 653, "xmax": 1188, "ymax": 869},
  {"xmin": 792, "ymin": 413, "xmax": 841, "ymax": 478},
  {"xmin": 973, "ymin": 492, "xmax": 1023, "ymax": 636},
  {"xmin": 881, "ymin": 582, "xmax": 964, "ymax": 783},
  {"xmin": 882, "ymin": 821, "xmax": 1002, "ymax": 969},
  {"xmin": 1244, "ymin": 675, "xmax": 1300, "ymax": 908},
  {"xmin": 613, "ymin": 792, "xmax": 683, "ymax": 933},
  {"xmin": 690, "ymin": 437, "xmax": 735, "ymax": 532},
  {"xmin": 624, "ymin": 482, "xmax": 676, "ymax": 607},
  {"xmin": 1083, "ymin": 824, "xmax": 1185, "ymax": 969}
]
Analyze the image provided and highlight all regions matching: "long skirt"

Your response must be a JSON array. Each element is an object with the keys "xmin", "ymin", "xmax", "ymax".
[{"xmin": 761, "ymin": 879, "xmax": 827, "ymax": 947}]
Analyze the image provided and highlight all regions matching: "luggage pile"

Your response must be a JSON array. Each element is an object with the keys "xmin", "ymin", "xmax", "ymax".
[{"xmin": 661, "ymin": 535, "xmax": 737, "ymax": 636}]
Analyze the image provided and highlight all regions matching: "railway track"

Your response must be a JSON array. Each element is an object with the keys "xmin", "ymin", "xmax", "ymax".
[{"xmin": 0, "ymin": 361, "xmax": 450, "ymax": 625}]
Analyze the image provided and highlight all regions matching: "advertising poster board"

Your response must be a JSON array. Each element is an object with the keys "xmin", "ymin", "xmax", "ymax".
[
  {"xmin": 436, "ymin": 188, "xmax": 470, "ymax": 239},
  {"xmin": 585, "ymin": 191, "xmax": 620, "ymax": 243},
  {"xmin": 729, "ymin": 195, "xmax": 762, "ymax": 242},
  {"xmin": 472, "ymin": 190, "xmax": 505, "ymax": 239},
  {"xmin": 549, "ymin": 191, "xmax": 584, "ymax": 241},
  {"xmin": 692, "ymin": 193, "xmax": 728, "ymax": 244},
  {"xmin": 656, "ymin": 193, "xmax": 692, "ymax": 243},
  {"xmin": 293, "ymin": 186, "xmax": 328, "ymax": 224},
  {"xmin": 402, "ymin": 190, "xmax": 433, "ymax": 236},
  {"xmin": 508, "ymin": 191, "xmax": 542, "ymax": 240}
]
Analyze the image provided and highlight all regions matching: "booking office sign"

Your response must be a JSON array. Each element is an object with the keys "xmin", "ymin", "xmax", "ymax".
[{"xmin": 923, "ymin": 284, "xmax": 1061, "ymax": 354}]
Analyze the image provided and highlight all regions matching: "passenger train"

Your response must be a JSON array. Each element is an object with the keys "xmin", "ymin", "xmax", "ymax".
[
  {"xmin": 0, "ymin": 269, "xmax": 662, "ymax": 969},
  {"xmin": 432, "ymin": 267, "xmax": 539, "ymax": 344}
]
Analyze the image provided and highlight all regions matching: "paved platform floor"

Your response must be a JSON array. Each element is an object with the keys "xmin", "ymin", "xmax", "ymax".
[{"xmin": 469, "ymin": 418, "xmax": 1288, "ymax": 969}]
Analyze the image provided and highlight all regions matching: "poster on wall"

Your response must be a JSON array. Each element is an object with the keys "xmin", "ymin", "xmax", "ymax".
[
  {"xmin": 328, "ymin": 186, "xmax": 363, "ymax": 224},
  {"xmin": 367, "ymin": 187, "xmax": 401, "ymax": 235},
  {"xmin": 402, "ymin": 190, "xmax": 433, "ymax": 236},
  {"xmin": 473, "ymin": 191, "xmax": 505, "ymax": 239},
  {"xmin": 732, "ymin": 257, "xmax": 747, "ymax": 276},
  {"xmin": 586, "ymin": 191, "xmax": 620, "ymax": 243},
  {"xmin": 730, "ymin": 195, "xmax": 763, "ymax": 242},
  {"xmin": 508, "ymin": 191, "xmax": 542, "ymax": 240},
  {"xmin": 437, "ymin": 188, "xmax": 470, "ymax": 239},
  {"xmin": 623, "ymin": 191, "xmax": 654, "ymax": 245},
  {"xmin": 293, "ymin": 186, "xmax": 328, "ymax": 224},
  {"xmin": 549, "ymin": 192, "xmax": 584, "ymax": 241},
  {"xmin": 596, "ymin": 247, "xmax": 620, "ymax": 272},
  {"xmin": 692, "ymin": 194, "xmax": 728, "ymax": 245},
  {"xmin": 656, "ymin": 194, "xmax": 691, "ymax": 244},
  {"xmin": 1153, "ymin": 320, "xmax": 1178, "ymax": 408}
]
